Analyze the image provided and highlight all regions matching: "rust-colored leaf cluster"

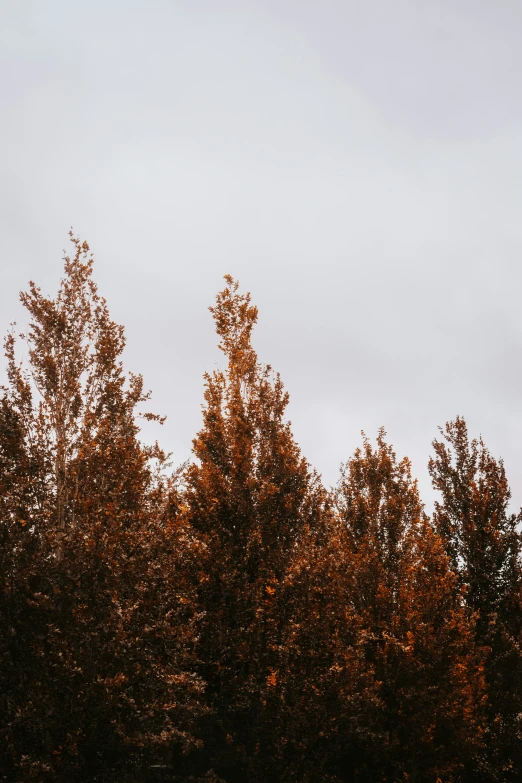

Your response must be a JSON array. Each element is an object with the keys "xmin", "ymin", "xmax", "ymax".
[{"xmin": 1, "ymin": 235, "xmax": 521, "ymax": 782}]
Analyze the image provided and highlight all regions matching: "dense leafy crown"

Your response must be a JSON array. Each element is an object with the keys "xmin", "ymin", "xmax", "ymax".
[{"xmin": 1, "ymin": 239, "xmax": 521, "ymax": 782}]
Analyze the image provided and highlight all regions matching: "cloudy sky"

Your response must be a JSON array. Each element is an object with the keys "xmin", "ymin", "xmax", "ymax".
[{"xmin": 2, "ymin": 0, "xmax": 522, "ymax": 510}]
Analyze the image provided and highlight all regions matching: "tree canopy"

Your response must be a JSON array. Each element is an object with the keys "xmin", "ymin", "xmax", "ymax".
[{"xmin": 1, "ymin": 236, "xmax": 520, "ymax": 782}]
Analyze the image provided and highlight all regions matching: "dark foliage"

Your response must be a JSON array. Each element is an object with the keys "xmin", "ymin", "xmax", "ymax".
[
  {"xmin": 1, "ymin": 237, "xmax": 520, "ymax": 781},
  {"xmin": 429, "ymin": 418, "xmax": 522, "ymax": 779}
]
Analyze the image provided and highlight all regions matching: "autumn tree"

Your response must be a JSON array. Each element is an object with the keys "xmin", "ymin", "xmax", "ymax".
[
  {"xmin": 0, "ymin": 234, "xmax": 205, "ymax": 781},
  {"xmin": 179, "ymin": 276, "xmax": 333, "ymax": 781},
  {"xmin": 334, "ymin": 430, "xmax": 487, "ymax": 782},
  {"xmin": 429, "ymin": 417, "xmax": 522, "ymax": 780}
]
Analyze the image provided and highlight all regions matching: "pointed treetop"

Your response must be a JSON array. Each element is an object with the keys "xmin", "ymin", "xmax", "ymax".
[{"xmin": 209, "ymin": 276, "xmax": 259, "ymax": 377}]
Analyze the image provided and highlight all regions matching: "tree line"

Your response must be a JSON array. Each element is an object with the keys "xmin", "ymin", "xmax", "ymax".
[{"xmin": 1, "ymin": 235, "xmax": 521, "ymax": 782}]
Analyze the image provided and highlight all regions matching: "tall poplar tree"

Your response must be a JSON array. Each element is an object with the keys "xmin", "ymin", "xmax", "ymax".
[
  {"xmin": 335, "ymin": 430, "xmax": 486, "ymax": 782},
  {"xmin": 182, "ymin": 276, "xmax": 328, "ymax": 781},
  {"xmin": 429, "ymin": 417, "xmax": 522, "ymax": 780},
  {"xmin": 0, "ymin": 235, "xmax": 204, "ymax": 781}
]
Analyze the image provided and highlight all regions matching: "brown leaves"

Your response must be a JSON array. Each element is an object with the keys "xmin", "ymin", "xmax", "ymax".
[
  {"xmin": 266, "ymin": 669, "xmax": 278, "ymax": 687},
  {"xmin": 429, "ymin": 417, "xmax": 522, "ymax": 775},
  {"xmin": 332, "ymin": 430, "xmax": 488, "ymax": 780},
  {"xmin": 1, "ymin": 252, "xmax": 520, "ymax": 781},
  {"xmin": 0, "ymin": 235, "xmax": 205, "ymax": 781}
]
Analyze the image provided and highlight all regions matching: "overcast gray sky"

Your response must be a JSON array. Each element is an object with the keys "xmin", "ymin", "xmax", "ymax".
[{"xmin": 2, "ymin": 0, "xmax": 522, "ymax": 510}]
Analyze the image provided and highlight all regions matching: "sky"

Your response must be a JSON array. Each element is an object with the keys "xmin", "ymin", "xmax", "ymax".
[{"xmin": 1, "ymin": 0, "xmax": 522, "ymax": 511}]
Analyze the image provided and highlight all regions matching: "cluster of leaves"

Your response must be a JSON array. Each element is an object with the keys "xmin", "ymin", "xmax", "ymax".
[{"xmin": 1, "ymin": 237, "xmax": 521, "ymax": 782}]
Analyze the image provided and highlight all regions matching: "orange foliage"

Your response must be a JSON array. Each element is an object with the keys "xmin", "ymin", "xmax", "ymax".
[{"xmin": 0, "ymin": 238, "xmax": 520, "ymax": 782}]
